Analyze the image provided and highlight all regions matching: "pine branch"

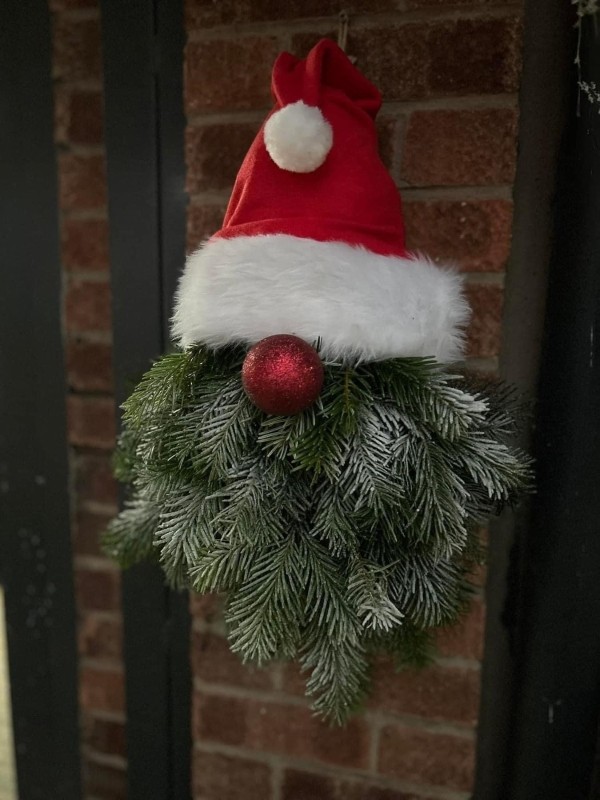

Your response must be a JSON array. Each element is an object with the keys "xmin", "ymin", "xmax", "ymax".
[
  {"xmin": 404, "ymin": 437, "xmax": 468, "ymax": 557},
  {"xmin": 347, "ymin": 559, "xmax": 404, "ymax": 632},
  {"xmin": 191, "ymin": 376, "xmax": 260, "ymax": 480},
  {"xmin": 123, "ymin": 347, "xmax": 207, "ymax": 429},
  {"xmin": 300, "ymin": 618, "xmax": 370, "ymax": 724},
  {"xmin": 311, "ymin": 480, "xmax": 361, "ymax": 556},
  {"xmin": 388, "ymin": 553, "xmax": 469, "ymax": 628},
  {"xmin": 106, "ymin": 345, "xmax": 533, "ymax": 723},
  {"xmin": 102, "ymin": 495, "xmax": 160, "ymax": 569},
  {"xmin": 189, "ymin": 540, "xmax": 258, "ymax": 594},
  {"xmin": 225, "ymin": 535, "xmax": 306, "ymax": 663}
]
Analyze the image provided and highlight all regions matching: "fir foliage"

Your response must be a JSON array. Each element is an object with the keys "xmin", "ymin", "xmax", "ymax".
[{"xmin": 104, "ymin": 345, "xmax": 532, "ymax": 723}]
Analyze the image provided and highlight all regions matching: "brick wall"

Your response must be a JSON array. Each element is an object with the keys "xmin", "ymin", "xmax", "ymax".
[
  {"xmin": 185, "ymin": 2, "xmax": 522, "ymax": 800},
  {"xmin": 51, "ymin": 2, "xmax": 127, "ymax": 797},
  {"xmin": 48, "ymin": 0, "xmax": 522, "ymax": 797}
]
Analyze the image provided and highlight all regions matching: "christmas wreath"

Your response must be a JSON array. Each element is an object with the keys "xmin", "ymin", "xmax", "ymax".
[{"xmin": 105, "ymin": 38, "xmax": 532, "ymax": 723}]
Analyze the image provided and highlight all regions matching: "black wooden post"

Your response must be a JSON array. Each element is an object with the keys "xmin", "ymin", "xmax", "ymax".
[
  {"xmin": 0, "ymin": 2, "xmax": 82, "ymax": 798},
  {"xmin": 473, "ymin": 1, "xmax": 572, "ymax": 796},
  {"xmin": 101, "ymin": 1, "xmax": 191, "ymax": 798},
  {"xmin": 504, "ymin": 13, "xmax": 600, "ymax": 799}
]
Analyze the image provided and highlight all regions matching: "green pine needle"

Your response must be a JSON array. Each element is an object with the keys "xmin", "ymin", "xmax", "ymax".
[{"xmin": 103, "ymin": 345, "xmax": 533, "ymax": 723}]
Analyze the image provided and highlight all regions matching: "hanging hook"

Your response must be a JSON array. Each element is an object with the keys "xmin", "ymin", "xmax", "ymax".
[
  {"xmin": 337, "ymin": 9, "xmax": 357, "ymax": 64},
  {"xmin": 338, "ymin": 9, "xmax": 350, "ymax": 52}
]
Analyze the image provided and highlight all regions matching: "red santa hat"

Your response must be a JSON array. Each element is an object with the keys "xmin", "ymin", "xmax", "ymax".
[{"xmin": 173, "ymin": 38, "xmax": 469, "ymax": 363}]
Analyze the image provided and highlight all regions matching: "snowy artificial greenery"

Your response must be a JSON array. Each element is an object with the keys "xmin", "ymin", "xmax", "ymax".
[
  {"xmin": 579, "ymin": 80, "xmax": 600, "ymax": 112},
  {"xmin": 574, "ymin": 0, "xmax": 600, "ymax": 111},
  {"xmin": 104, "ymin": 345, "xmax": 532, "ymax": 723}
]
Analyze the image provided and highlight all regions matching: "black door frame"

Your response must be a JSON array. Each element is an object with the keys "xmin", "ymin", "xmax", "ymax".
[
  {"xmin": 504, "ymin": 11, "xmax": 600, "ymax": 798},
  {"xmin": 0, "ymin": 1, "xmax": 82, "ymax": 798},
  {"xmin": 101, "ymin": 2, "xmax": 191, "ymax": 798},
  {"xmin": 476, "ymin": 4, "xmax": 600, "ymax": 798}
]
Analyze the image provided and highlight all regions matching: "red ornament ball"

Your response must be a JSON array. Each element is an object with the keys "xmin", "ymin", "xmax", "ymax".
[{"xmin": 242, "ymin": 334, "xmax": 324, "ymax": 416}]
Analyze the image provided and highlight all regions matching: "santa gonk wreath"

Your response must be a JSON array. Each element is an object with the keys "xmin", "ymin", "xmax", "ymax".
[{"xmin": 104, "ymin": 39, "xmax": 532, "ymax": 724}]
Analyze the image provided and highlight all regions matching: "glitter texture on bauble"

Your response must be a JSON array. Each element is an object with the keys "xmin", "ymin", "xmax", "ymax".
[{"xmin": 242, "ymin": 334, "xmax": 324, "ymax": 416}]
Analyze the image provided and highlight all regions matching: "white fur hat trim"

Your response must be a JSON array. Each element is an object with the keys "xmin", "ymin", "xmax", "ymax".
[{"xmin": 172, "ymin": 234, "xmax": 470, "ymax": 364}]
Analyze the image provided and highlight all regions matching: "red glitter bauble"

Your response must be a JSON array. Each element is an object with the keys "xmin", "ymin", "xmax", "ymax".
[{"xmin": 242, "ymin": 334, "xmax": 324, "ymax": 416}]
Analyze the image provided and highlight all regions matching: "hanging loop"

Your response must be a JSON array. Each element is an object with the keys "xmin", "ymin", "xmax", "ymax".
[
  {"xmin": 337, "ymin": 9, "xmax": 357, "ymax": 64},
  {"xmin": 338, "ymin": 9, "xmax": 350, "ymax": 52}
]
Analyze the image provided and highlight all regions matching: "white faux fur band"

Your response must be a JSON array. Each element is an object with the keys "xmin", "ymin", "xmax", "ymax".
[{"xmin": 172, "ymin": 235, "xmax": 470, "ymax": 363}]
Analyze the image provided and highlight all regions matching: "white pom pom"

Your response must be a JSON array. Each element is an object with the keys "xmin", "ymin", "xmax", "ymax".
[{"xmin": 264, "ymin": 100, "xmax": 333, "ymax": 173}]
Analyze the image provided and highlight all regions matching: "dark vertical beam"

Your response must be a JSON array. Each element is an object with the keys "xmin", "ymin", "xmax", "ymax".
[
  {"xmin": 0, "ymin": 2, "xmax": 82, "ymax": 799},
  {"xmin": 503, "ymin": 13, "xmax": 600, "ymax": 800},
  {"xmin": 101, "ymin": 1, "xmax": 190, "ymax": 798},
  {"xmin": 155, "ymin": 0, "xmax": 188, "ymax": 334},
  {"xmin": 474, "ymin": 1, "xmax": 572, "ymax": 796},
  {"xmin": 154, "ymin": 5, "xmax": 191, "ymax": 794}
]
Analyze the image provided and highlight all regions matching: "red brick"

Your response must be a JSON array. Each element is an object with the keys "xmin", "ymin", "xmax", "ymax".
[
  {"xmin": 54, "ymin": 86, "xmax": 71, "ymax": 144},
  {"xmin": 407, "ymin": 0, "xmax": 506, "ymax": 6},
  {"xmin": 466, "ymin": 283, "xmax": 504, "ymax": 357},
  {"xmin": 65, "ymin": 278, "xmax": 111, "ymax": 333},
  {"xmin": 185, "ymin": 38, "xmax": 279, "ymax": 114},
  {"xmin": 404, "ymin": 199, "xmax": 513, "ymax": 272},
  {"xmin": 280, "ymin": 661, "xmax": 308, "ymax": 696},
  {"xmin": 401, "ymin": 109, "xmax": 518, "ymax": 187},
  {"xmin": 185, "ymin": 0, "xmax": 239, "ymax": 27},
  {"xmin": 76, "ymin": 567, "xmax": 120, "ymax": 612},
  {"xmin": 282, "ymin": 769, "xmax": 336, "ymax": 800},
  {"xmin": 62, "ymin": 217, "xmax": 109, "ymax": 272},
  {"xmin": 344, "ymin": 782, "xmax": 436, "ymax": 800},
  {"xmin": 192, "ymin": 630, "xmax": 274, "ymax": 690},
  {"xmin": 79, "ymin": 613, "xmax": 123, "ymax": 660},
  {"xmin": 436, "ymin": 597, "xmax": 486, "ymax": 661},
  {"xmin": 467, "ymin": 531, "xmax": 489, "ymax": 586},
  {"xmin": 186, "ymin": 123, "xmax": 259, "ymax": 194},
  {"xmin": 75, "ymin": 452, "xmax": 118, "ymax": 508},
  {"xmin": 186, "ymin": 0, "xmax": 396, "ymax": 28},
  {"xmin": 276, "ymin": 0, "xmax": 398, "ymax": 15},
  {"xmin": 347, "ymin": 27, "xmax": 429, "ymax": 101},
  {"xmin": 290, "ymin": 32, "xmax": 339, "ymax": 59},
  {"xmin": 50, "ymin": 0, "xmax": 99, "ymax": 9},
  {"xmin": 69, "ymin": 91, "xmax": 104, "ymax": 144},
  {"xmin": 74, "ymin": 509, "xmax": 114, "ymax": 557},
  {"xmin": 378, "ymin": 725, "xmax": 475, "ymax": 791},
  {"xmin": 82, "ymin": 714, "xmax": 126, "ymax": 758},
  {"xmin": 80, "ymin": 666, "xmax": 125, "ymax": 713},
  {"xmin": 53, "ymin": 17, "xmax": 102, "ymax": 82},
  {"xmin": 370, "ymin": 661, "xmax": 480, "ymax": 724},
  {"xmin": 283, "ymin": 770, "xmax": 439, "ymax": 800},
  {"xmin": 193, "ymin": 750, "xmax": 272, "ymax": 800},
  {"xmin": 67, "ymin": 395, "xmax": 116, "ymax": 449},
  {"xmin": 67, "ymin": 339, "xmax": 113, "ymax": 392},
  {"xmin": 190, "ymin": 591, "xmax": 221, "ymax": 622},
  {"xmin": 194, "ymin": 693, "xmax": 370, "ymax": 769},
  {"xmin": 427, "ymin": 17, "xmax": 522, "ymax": 95},
  {"xmin": 59, "ymin": 153, "xmax": 107, "ymax": 210},
  {"xmin": 294, "ymin": 19, "xmax": 522, "ymax": 104},
  {"xmin": 194, "ymin": 692, "xmax": 246, "ymax": 747},
  {"xmin": 470, "ymin": 559, "xmax": 488, "ymax": 588},
  {"xmin": 83, "ymin": 760, "xmax": 127, "ymax": 800},
  {"xmin": 55, "ymin": 88, "xmax": 103, "ymax": 146},
  {"xmin": 187, "ymin": 204, "xmax": 226, "ymax": 253}
]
